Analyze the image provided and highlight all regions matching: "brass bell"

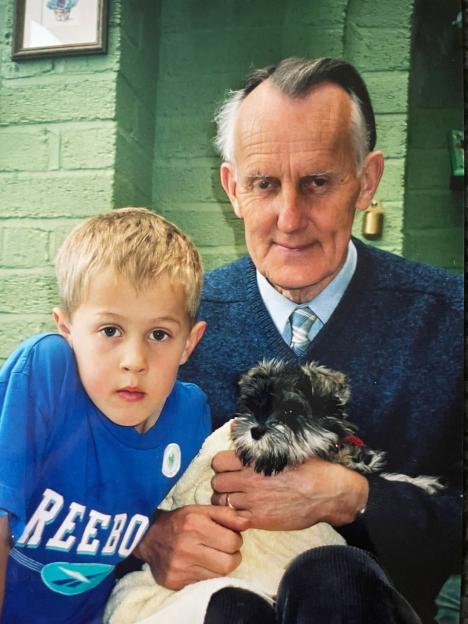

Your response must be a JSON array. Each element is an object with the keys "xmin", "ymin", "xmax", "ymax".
[{"xmin": 362, "ymin": 200, "xmax": 384, "ymax": 240}]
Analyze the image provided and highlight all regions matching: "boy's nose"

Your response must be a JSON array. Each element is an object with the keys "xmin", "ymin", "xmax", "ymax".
[
  {"xmin": 120, "ymin": 346, "xmax": 147, "ymax": 374},
  {"xmin": 121, "ymin": 362, "xmax": 146, "ymax": 374}
]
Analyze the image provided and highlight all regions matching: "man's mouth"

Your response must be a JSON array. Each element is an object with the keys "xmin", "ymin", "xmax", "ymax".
[
  {"xmin": 274, "ymin": 241, "xmax": 314, "ymax": 252},
  {"xmin": 117, "ymin": 387, "xmax": 145, "ymax": 401}
]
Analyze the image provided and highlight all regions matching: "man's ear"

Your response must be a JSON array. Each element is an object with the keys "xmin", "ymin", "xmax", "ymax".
[
  {"xmin": 220, "ymin": 163, "xmax": 242, "ymax": 218},
  {"xmin": 179, "ymin": 321, "xmax": 207, "ymax": 365},
  {"xmin": 52, "ymin": 307, "xmax": 73, "ymax": 347},
  {"xmin": 355, "ymin": 151, "xmax": 385, "ymax": 212}
]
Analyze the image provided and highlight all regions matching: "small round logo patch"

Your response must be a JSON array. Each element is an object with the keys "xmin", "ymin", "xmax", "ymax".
[{"xmin": 162, "ymin": 443, "xmax": 181, "ymax": 478}]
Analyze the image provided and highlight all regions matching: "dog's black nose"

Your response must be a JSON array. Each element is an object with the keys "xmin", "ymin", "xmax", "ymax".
[{"xmin": 250, "ymin": 426, "xmax": 266, "ymax": 440}]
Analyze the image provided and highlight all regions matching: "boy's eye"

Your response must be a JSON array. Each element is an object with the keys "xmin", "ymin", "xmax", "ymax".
[
  {"xmin": 150, "ymin": 330, "xmax": 169, "ymax": 342},
  {"xmin": 100, "ymin": 326, "xmax": 121, "ymax": 338}
]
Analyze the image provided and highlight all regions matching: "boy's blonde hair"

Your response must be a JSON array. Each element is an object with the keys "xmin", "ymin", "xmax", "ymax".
[{"xmin": 55, "ymin": 207, "xmax": 203, "ymax": 321}]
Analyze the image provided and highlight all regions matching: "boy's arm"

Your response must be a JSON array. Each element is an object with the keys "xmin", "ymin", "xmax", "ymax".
[{"xmin": 0, "ymin": 514, "xmax": 10, "ymax": 616}]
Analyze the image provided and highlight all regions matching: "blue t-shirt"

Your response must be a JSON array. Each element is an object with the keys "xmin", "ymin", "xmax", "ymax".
[{"xmin": 0, "ymin": 334, "xmax": 211, "ymax": 623}]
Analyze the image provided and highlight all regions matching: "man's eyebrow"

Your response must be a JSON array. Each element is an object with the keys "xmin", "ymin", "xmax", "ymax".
[
  {"xmin": 246, "ymin": 171, "xmax": 270, "ymax": 179},
  {"xmin": 302, "ymin": 169, "xmax": 334, "ymax": 177}
]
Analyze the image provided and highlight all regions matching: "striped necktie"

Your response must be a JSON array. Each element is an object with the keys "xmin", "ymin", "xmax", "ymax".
[{"xmin": 289, "ymin": 306, "xmax": 317, "ymax": 356}]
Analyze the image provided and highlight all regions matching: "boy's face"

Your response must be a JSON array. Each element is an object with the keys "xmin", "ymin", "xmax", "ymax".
[{"xmin": 53, "ymin": 269, "xmax": 205, "ymax": 433}]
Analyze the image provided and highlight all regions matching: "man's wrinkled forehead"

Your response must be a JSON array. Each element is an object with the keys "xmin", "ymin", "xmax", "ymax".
[{"xmin": 234, "ymin": 79, "xmax": 354, "ymax": 156}]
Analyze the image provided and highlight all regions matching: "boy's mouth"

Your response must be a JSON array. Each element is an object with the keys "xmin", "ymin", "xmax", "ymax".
[{"xmin": 117, "ymin": 387, "xmax": 145, "ymax": 401}]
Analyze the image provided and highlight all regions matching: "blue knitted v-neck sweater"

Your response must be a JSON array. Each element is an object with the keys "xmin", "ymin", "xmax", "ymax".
[{"xmin": 180, "ymin": 238, "xmax": 463, "ymax": 622}]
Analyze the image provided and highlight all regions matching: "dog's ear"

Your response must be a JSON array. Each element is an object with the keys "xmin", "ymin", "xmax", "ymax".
[
  {"xmin": 238, "ymin": 359, "xmax": 286, "ymax": 395},
  {"xmin": 237, "ymin": 359, "xmax": 286, "ymax": 416},
  {"xmin": 301, "ymin": 362, "xmax": 351, "ymax": 406}
]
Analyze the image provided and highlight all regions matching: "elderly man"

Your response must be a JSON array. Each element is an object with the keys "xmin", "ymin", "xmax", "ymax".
[{"xmin": 137, "ymin": 58, "xmax": 462, "ymax": 623}]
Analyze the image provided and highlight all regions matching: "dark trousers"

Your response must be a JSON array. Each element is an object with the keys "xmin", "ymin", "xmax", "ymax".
[{"xmin": 204, "ymin": 545, "xmax": 422, "ymax": 624}]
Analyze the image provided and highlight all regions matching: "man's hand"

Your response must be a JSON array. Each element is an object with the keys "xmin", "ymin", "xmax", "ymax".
[
  {"xmin": 211, "ymin": 451, "xmax": 369, "ymax": 530},
  {"xmin": 134, "ymin": 505, "xmax": 249, "ymax": 590}
]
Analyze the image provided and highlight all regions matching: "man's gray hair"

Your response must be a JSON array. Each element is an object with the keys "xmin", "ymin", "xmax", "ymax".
[{"xmin": 214, "ymin": 57, "xmax": 377, "ymax": 172}]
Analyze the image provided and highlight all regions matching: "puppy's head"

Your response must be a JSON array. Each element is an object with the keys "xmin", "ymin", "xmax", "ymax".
[{"xmin": 232, "ymin": 359, "xmax": 354, "ymax": 475}]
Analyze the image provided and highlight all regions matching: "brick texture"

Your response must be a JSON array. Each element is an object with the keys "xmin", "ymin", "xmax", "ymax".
[
  {"xmin": 0, "ymin": 0, "xmax": 121, "ymax": 356},
  {"xmin": 403, "ymin": 0, "xmax": 463, "ymax": 272},
  {"xmin": 0, "ymin": 0, "xmax": 462, "ymax": 358},
  {"xmin": 151, "ymin": 0, "xmax": 415, "ymax": 264},
  {"xmin": 113, "ymin": 1, "xmax": 160, "ymax": 209}
]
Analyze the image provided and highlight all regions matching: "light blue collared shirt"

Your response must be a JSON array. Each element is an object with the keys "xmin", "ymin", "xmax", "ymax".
[{"xmin": 256, "ymin": 241, "xmax": 357, "ymax": 345}]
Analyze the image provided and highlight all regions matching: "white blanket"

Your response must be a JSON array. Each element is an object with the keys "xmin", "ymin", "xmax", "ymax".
[{"xmin": 104, "ymin": 421, "xmax": 345, "ymax": 624}]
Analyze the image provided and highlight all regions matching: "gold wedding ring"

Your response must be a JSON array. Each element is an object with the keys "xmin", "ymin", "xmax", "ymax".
[{"xmin": 226, "ymin": 493, "xmax": 235, "ymax": 509}]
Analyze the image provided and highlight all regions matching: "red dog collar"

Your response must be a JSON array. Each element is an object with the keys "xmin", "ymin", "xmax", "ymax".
[{"xmin": 338, "ymin": 434, "xmax": 365, "ymax": 448}]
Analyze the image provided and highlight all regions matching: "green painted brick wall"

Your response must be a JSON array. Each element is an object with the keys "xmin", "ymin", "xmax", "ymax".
[
  {"xmin": 150, "ymin": 0, "xmax": 414, "ymax": 267},
  {"xmin": 403, "ymin": 0, "xmax": 463, "ymax": 272},
  {"xmin": 113, "ymin": 0, "xmax": 161, "ymax": 208},
  {"xmin": 0, "ymin": 0, "xmax": 463, "ymax": 363},
  {"xmin": 0, "ymin": 0, "xmax": 125, "ymax": 360}
]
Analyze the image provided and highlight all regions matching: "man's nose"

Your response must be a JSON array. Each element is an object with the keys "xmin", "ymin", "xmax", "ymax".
[
  {"xmin": 276, "ymin": 185, "xmax": 308, "ymax": 233},
  {"xmin": 120, "ymin": 341, "xmax": 147, "ymax": 374}
]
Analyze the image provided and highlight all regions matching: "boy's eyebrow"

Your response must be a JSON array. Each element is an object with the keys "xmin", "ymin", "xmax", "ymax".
[{"xmin": 94, "ymin": 312, "xmax": 183, "ymax": 326}]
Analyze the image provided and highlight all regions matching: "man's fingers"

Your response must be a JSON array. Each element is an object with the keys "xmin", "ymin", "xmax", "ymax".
[
  {"xmin": 189, "ymin": 507, "xmax": 245, "ymax": 553},
  {"xmin": 163, "ymin": 549, "xmax": 243, "ymax": 589},
  {"xmin": 211, "ymin": 492, "xmax": 251, "ymax": 512},
  {"xmin": 211, "ymin": 466, "xmax": 259, "ymax": 496},
  {"xmin": 158, "ymin": 506, "xmax": 246, "ymax": 588},
  {"xmin": 204, "ymin": 504, "xmax": 250, "ymax": 534},
  {"xmin": 136, "ymin": 506, "xmax": 249, "ymax": 590},
  {"xmin": 211, "ymin": 450, "xmax": 243, "ymax": 472},
  {"xmin": 193, "ymin": 548, "xmax": 243, "ymax": 579}
]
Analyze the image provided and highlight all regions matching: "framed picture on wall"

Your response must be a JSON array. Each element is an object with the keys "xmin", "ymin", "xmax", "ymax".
[{"xmin": 12, "ymin": 0, "xmax": 109, "ymax": 60}]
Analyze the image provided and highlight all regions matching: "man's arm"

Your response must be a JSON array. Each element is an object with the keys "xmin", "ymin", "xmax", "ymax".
[
  {"xmin": 134, "ymin": 505, "xmax": 249, "ymax": 589},
  {"xmin": 210, "ymin": 450, "xmax": 462, "ymax": 606}
]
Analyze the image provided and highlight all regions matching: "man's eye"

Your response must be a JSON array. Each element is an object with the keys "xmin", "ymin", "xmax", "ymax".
[
  {"xmin": 100, "ymin": 326, "xmax": 121, "ymax": 338},
  {"xmin": 150, "ymin": 330, "xmax": 169, "ymax": 342},
  {"xmin": 311, "ymin": 177, "xmax": 329, "ymax": 190},
  {"xmin": 303, "ymin": 176, "xmax": 328, "ymax": 192},
  {"xmin": 253, "ymin": 178, "xmax": 276, "ymax": 191}
]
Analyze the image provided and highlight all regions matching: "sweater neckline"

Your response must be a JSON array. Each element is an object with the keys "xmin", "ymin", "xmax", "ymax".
[
  {"xmin": 244, "ymin": 259, "xmax": 296, "ymax": 360},
  {"xmin": 242, "ymin": 242, "xmax": 374, "ymax": 362}
]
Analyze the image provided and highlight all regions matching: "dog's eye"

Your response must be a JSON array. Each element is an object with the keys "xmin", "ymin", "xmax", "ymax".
[{"xmin": 282, "ymin": 401, "xmax": 299, "ymax": 418}]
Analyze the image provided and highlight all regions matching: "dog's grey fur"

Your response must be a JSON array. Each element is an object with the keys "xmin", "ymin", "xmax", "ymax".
[{"xmin": 232, "ymin": 359, "xmax": 443, "ymax": 494}]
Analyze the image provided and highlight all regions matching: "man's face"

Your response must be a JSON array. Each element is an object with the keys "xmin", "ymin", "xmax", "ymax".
[{"xmin": 221, "ymin": 81, "xmax": 383, "ymax": 303}]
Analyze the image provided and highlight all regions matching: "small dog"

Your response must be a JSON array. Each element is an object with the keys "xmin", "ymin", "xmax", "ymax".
[
  {"xmin": 232, "ymin": 359, "xmax": 443, "ymax": 494},
  {"xmin": 104, "ymin": 359, "xmax": 442, "ymax": 624}
]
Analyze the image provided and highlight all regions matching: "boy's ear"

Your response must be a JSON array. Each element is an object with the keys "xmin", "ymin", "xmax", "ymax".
[
  {"xmin": 52, "ymin": 307, "xmax": 73, "ymax": 347},
  {"xmin": 179, "ymin": 321, "xmax": 206, "ymax": 365}
]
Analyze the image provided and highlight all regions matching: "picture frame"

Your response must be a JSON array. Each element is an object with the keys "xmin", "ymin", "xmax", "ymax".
[{"xmin": 12, "ymin": 0, "xmax": 109, "ymax": 60}]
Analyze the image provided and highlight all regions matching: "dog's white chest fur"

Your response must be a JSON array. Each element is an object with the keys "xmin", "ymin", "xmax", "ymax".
[
  {"xmin": 162, "ymin": 421, "xmax": 345, "ymax": 593},
  {"xmin": 104, "ymin": 421, "xmax": 344, "ymax": 623}
]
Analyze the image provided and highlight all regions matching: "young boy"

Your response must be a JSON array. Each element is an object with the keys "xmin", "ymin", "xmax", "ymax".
[{"xmin": 0, "ymin": 207, "xmax": 210, "ymax": 623}]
